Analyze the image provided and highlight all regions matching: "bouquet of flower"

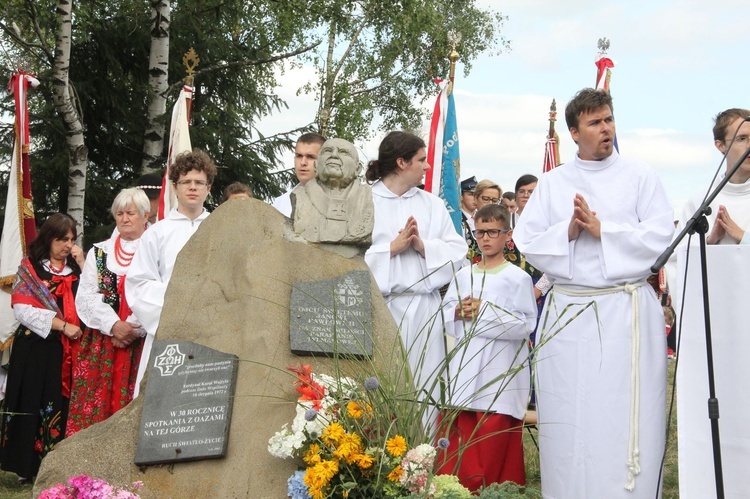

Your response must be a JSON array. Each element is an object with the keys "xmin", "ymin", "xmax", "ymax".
[
  {"xmin": 268, "ymin": 365, "xmax": 471, "ymax": 499},
  {"xmin": 39, "ymin": 474, "xmax": 143, "ymax": 499}
]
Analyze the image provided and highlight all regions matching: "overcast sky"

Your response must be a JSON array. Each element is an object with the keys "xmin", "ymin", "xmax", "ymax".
[{"xmin": 257, "ymin": 0, "xmax": 748, "ymax": 213}]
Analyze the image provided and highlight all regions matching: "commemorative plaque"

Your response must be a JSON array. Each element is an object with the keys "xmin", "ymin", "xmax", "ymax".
[
  {"xmin": 290, "ymin": 270, "xmax": 372, "ymax": 358},
  {"xmin": 135, "ymin": 340, "xmax": 239, "ymax": 465}
]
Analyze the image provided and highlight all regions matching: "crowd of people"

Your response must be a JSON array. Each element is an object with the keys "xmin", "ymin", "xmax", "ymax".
[{"xmin": 1, "ymin": 88, "xmax": 748, "ymax": 497}]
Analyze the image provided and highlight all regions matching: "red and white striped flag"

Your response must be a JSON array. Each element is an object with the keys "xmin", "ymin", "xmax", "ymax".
[
  {"xmin": 1, "ymin": 72, "xmax": 39, "ymax": 347},
  {"xmin": 595, "ymin": 51, "xmax": 619, "ymax": 152},
  {"xmin": 542, "ymin": 99, "xmax": 561, "ymax": 173},
  {"xmin": 159, "ymin": 85, "xmax": 193, "ymax": 220},
  {"xmin": 542, "ymin": 136, "xmax": 560, "ymax": 173},
  {"xmin": 595, "ymin": 54, "xmax": 615, "ymax": 92},
  {"xmin": 425, "ymin": 79, "xmax": 448, "ymax": 194}
]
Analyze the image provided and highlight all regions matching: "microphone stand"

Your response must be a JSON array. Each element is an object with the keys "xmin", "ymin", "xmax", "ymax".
[{"xmin": 652, "ymin": 144, "xmax": 750, "ymax": 499}]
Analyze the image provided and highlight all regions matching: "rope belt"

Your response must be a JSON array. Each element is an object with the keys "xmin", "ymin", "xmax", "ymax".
[{"xmin": 554, "ymin": 280, "xmax": 647, "ymax": 492}]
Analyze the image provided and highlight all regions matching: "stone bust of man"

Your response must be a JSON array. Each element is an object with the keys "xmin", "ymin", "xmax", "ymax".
[{"xmin": 291, "ymin": 138, "xmax": 374, "ymax": 245}]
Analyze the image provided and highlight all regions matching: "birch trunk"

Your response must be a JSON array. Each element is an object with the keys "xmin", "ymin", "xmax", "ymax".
[
  {"xmin": 52, "ymin": 0, "xmax": 88, "ymax": 239},
  {"xmin": 141, "ymin": 0, "xmax": 171, "ymax": 173}
]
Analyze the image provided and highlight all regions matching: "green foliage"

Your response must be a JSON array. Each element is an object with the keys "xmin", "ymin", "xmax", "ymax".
[
  {"xmin": 0, "ymin": 0, "xmax": 314, "ymax": 241},
  {"xmin": 0, "ymin": 0, "xmax": 507, "ymax": 243},
  {"xmin": 476, "ymin": 481, "xmax": 543, "ymax": 498},
  {"xmin": 302, "ymin": 0, "xmax": 509, "ymax": 139}
]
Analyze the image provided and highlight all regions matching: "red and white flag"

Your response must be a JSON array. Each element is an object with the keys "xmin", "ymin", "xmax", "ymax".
[
  {"xmin": 159, "ymin": 85, "xmax": 193, "ymax": 220},
  {"xmin": 425, "ymin": 79, "xmax": 448, "ymax": 194},
  {"xmin": 595, "ymin": 54, "xmax": 615, "ymax": 92},
  {"xmin": 1, "ymin": 73, "xmax": 39, "ymax": 347},
  {"xmin": 542, "ymin": 135, "xmax": 560, "ymax": 173}
]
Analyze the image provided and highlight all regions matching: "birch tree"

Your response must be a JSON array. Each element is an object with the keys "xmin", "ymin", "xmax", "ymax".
[
  {"xmin": 51, "ymin": 0, "xmax": 87, "ymax": 236},
  {"xmin": 141, "ymin": 0, "xmax": 170, "ymax": 173}
]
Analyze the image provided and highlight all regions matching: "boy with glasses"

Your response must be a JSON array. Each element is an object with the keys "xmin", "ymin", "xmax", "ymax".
[
  {"xmin": 126, "ymin": 149, "xmax": 217, "ymax": 397},
  {"xmin": 437, "ymin": 203, "xmax": 537, "ymax": 491}
]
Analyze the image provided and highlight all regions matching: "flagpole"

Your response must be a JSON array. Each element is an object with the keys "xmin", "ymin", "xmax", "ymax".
[
  {"xmin": 447, "ymin": 33, "xmax": 460, "ymax": 95},
  {"xmin": 548, "ymin": 99, "xmax": 560, "ymax": 166},
  {"xmin": 159, "ymin": 49, "xmax": 199, "ymax": 220},
  {"xmin": 182, "ymin": 48, "xmax": 199, "ymax": 121}
]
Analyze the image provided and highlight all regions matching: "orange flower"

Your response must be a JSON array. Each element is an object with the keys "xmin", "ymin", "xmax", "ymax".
[
  {"xmin": 353, "ymin": 453, "xmax": 376, "ymax": 470},
  {"xmin": 304, "ymin": 444, "xmax": 322, "ymax": 465},
  {"xmin": 385, "ymin": 435, "xmax": 407, "ymax": 457},
  {"xmin": 387, "ymin": 466, "xmax": 404, "ymax": 482},
  {"xmin": 321, "ymin": 422, "xmax": 346, "ymax": 446},
  {"xmin": 346, "ymin": 400, "xmax": 372, "ymax": 419}
]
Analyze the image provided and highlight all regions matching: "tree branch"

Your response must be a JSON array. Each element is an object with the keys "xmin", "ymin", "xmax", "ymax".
[
  {"xmin": 25, "ymin": 0, "xmax": 54, "ymax": 64},
  {"xmin": 166, "ymin": 41, "xmax": 321, "ymax": 93}
]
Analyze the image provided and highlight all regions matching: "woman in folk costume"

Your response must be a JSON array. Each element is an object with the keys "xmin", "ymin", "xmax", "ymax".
[
  {"xmin": 364, "ymin": 131, "xmax": 467, "ymax": 430},
  {"xmin": 1, "ymin": 213, "xmax": 85, "ymax": 480},
  {"xmin": 66, "ymin": 188, "xmax": 150, "ymax": 436}
]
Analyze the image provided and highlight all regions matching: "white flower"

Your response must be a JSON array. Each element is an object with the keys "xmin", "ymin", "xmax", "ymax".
[{"xmin": 268, "ymin": 424, "xmax": 306, "ymax": 459}]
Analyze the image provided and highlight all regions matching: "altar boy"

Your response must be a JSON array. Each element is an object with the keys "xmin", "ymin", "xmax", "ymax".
[{"xmin": 436, "ymin": 204, "xmax": 537, "ymax": 491}]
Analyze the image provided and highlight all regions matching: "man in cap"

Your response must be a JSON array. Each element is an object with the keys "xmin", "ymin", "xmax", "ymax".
[{"xmin": 460, "ymin": 176, "xmax": 480, "ymax": 263}]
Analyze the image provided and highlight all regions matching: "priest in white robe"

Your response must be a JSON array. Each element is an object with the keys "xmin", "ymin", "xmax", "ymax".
[
  {"xmin": 514, "ymin": 89, "xmax": 674, "ymax": 499},
  {"xmin": 675, "ymin": 108, "xmax": 750, "ymax": 246},
  {"xmin": 364, "ymin": 131, "xmax": 467, "ymax": 433},
  {"xmin": 126, "ymin": 150, "xmax": 216, "ymax": 397}
]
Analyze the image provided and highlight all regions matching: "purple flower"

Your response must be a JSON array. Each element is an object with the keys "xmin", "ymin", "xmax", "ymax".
[
  {"xmin": 437, "ymin": 438, "xmax": 450, "ymax": 450},
  {"xmin": 364, "ymin": 377, "xmax": 379, "ymax": 391},
  {"xmin": 304, "ymin": 408, "xmax": 318, "ymax": 421}
]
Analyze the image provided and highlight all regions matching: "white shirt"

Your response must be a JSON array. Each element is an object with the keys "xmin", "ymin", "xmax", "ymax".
[
  {"xmin": 126, "ymin": 208, "xmax": 209, "ymax": 397},
  {"xmin": 271, "ymin": 183, "xmax": 301, "ymax": 218},
  {"xmin": 75, "ymin": 237, "xmax": 143, "ymax": 336}
]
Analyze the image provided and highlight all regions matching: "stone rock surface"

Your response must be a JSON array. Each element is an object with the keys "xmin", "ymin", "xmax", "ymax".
[{"xmin": 34, "ymin": 200, "xmax": 405, "ymax": 498}]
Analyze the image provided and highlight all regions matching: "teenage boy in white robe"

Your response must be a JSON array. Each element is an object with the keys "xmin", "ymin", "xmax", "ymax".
[
  {"xmin": 126, "ymin": 149, "xmax": 217, "ymax": 397},
  {"xmin": 272, "ymin": 132, "xmax": 325, "ymax": 217},
  {"xmin": 513, "ymin": 88, "xmax": 674, "ymax": 499},
  {"xmin": 437, "ymin": 203, "xmax": 537, "ymax": 491}
]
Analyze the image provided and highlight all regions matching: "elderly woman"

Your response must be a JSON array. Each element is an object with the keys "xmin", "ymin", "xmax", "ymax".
[
  {"xmin": 364, "ymin": 131, "xmax": 467, "ymax": 430},
  {"xmin": 0, "ymin": 213, "xmax": 85, "ymax": 480},
  {"xmin": 66, "ymin": 188, "xmax": 150, "ymax": 436}
]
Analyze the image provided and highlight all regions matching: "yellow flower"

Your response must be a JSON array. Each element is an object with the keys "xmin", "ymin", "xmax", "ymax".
[
  {"xmin": 304, "ymin": 459, "xmax": 340, "ymax": 497},
  {"xmin": 385, "ymin": 435, "xmax": 407, "ymax": 457},
  {"xmin": 321, "ymin": 422, "xmax": 346, "ymax": 446},
  {"xmin": 387, "ymin": 466, "xmax": 404, "ymax": 482},
  {"xmin": 353, "ymin": 453, "xmax": 376, "ymax": 470},
  {"xmin": 333, "ymin": 432, "xmax": 363, "ymax": 463},
  {"xmin": 347, "ymin": 400, "xmax": 366, "ymax": 419},
  {"xmin": 304, "ymin": 444, "xmax": 322, "ymax": 465}
]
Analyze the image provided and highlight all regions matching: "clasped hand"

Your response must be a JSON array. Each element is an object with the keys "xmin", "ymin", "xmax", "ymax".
[
  {"xmin": 707, "ymin": 205, "xmax": 745, "ymax": 244},
  {"xmin": 111, "ymin": 320, "xmax": 142, "ymax": 348},
  {"xmin": 390, "ymin": 216, "xmax": 425, "ymax": 257},
  {"xmin": 568, "ymin": 193, "xmax": 601, "ymax": 240},
  {"xmin": 455, "ymin": 297, "xmax": 481, "ymax": 321}
]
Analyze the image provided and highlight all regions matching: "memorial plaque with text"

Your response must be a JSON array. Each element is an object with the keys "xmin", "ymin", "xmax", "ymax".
[
  {"xmin": 290, "ymin": 270, "xmax": 372, "ymax": 358},
  {"xmin": 135, "ymin": 340, "xmax": 238, "ymax": 465}
]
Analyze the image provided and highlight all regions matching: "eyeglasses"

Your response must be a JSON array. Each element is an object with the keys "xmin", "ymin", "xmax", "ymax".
[
  {"xmin": 472, "ymin": 229, "xmax": 510, "ymax": 238},
  {"xmin": 727, "ymin": 135, "xmax": 750, "ymax": 145},
  {"xmin": 479, "ymin": 196, "xmax": 500, "ymax": 204},
  {"xmin": 175, "ymin": 179, "xmax": 208, "ymax": 187},
  {"xmin": 517, "ymin": 189, "xmax": 534, "ymax": 197}
]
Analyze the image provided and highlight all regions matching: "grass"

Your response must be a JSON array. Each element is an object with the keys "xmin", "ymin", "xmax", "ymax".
[
  {"xmin": 0, "ymin": 471, "xmax": 31, "ymax": 499},
  {"xmin": 522, "ymin": 359, "xmax": 679, "ymax": 498}
]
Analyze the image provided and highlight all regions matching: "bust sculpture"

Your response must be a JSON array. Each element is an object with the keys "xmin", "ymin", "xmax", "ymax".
[{"xmin": 291, "ymin": 138, "xmax": 374, "ymax": 246}]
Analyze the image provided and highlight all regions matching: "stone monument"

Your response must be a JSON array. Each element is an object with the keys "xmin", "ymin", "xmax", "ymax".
[
  {"xmin": 291, "ymin": 138, "xmax": 374, "ymax": 248},
  {"xmin": 33, "ymin": 200, "xmax": 407, "ymax": 498}
]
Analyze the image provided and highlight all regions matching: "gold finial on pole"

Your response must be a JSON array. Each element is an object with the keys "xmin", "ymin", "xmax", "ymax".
[
  {"xmin": 447, "ymin": 31, "xmax": 461, "ymax": 95},
  {"xmin": 182, "ymin": 48, "xmax": 200, "ymax": 87}
]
